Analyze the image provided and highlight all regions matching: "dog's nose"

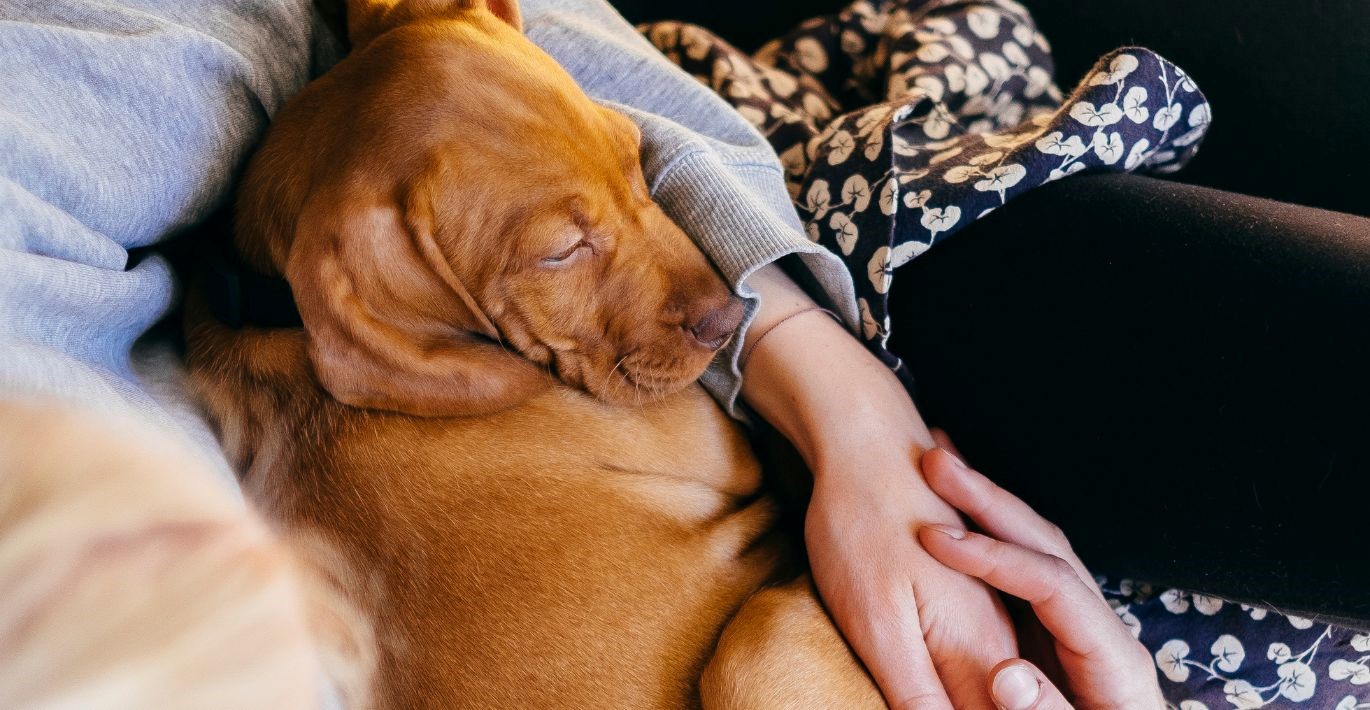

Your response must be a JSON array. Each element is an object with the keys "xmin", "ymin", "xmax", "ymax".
[{"xmin": 688, "ymin": 296, "xmax": 745, "ymax": 351}]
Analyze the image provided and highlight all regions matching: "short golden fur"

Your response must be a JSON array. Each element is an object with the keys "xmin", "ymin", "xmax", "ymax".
[
  {"xmin": 236, "ymin": 0, "xmax": 742, "ymax": 417},
  {"xmin": 187, "ymin": 0, "xmax": 886, "ymax": 706}
]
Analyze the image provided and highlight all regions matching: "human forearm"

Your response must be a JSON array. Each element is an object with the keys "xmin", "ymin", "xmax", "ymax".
[{"xmin": 739, "ymin": 263, "xmax": 935, "ymax": 476}]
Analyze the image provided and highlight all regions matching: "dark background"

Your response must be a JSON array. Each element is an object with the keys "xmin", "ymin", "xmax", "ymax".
[{"xmin": 611, "ymin": 0, "xmax": 1370, "ymax": 217}]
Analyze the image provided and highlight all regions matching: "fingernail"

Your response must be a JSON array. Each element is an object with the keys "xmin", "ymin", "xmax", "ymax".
[
  {"xmin": 923, "ymin": 523, "xmax": 965, "ymax": 540},
  {"xmin": 939, "ymin": 448, "xmax": 968, "ymax": 471},
  {"xmin": 991, "ymin": 664, "xmax": 1040, "ymax": 710}
]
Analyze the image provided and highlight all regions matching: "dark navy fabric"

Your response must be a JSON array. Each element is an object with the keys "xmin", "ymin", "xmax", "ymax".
[
  {"xmin": 641, "ymin": 2, "xmax": 1370, "ymax": 706},
  {"xmin": 1100, "ymin": 575, "xmax": 1370, "ymax": 708}
]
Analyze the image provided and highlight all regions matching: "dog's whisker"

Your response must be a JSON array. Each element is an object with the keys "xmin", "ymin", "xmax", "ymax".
[
  {"xmin": 609, "ymin": 354, "xmax": 634, "ymax": 401},
  {"xmin": 609, "ymin": 353, "xmax": 630, "ymax": 382}
]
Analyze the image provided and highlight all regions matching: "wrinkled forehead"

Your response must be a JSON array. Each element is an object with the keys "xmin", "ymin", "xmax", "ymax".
[
  {"xmin": 395, "ymin": 18, "xmax": 651, "ymax": 253},
  {"xmin": 413, "ymin": 20, "xmax": 627, "ymax": 161}
]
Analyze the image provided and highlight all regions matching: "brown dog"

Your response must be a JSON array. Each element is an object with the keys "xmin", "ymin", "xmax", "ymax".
[
  {"xmin": 187, "ymin": 0, "xmax": 886, "ymax": 706},
  {"xmin": 235, "ymin": 0, "xmax": 742, "ymax": 417}
]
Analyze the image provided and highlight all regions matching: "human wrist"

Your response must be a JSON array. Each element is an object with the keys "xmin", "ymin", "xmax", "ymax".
[
  {"xmin": 740, "ymin": 307, "xmax": 935, "ymax": 478},
  {"xmin": 738, "ymin": 306, "xmax": 839, "ymax": 368}
]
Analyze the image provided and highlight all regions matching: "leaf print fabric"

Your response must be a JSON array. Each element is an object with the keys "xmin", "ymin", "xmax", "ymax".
[
  {"xmin": 641, "ymin": 0, "xmax": 1211, "ymax": 373},
  {"xmin": 1101, "ymin": 576, "xmax": 1370, "ymax": 708}
]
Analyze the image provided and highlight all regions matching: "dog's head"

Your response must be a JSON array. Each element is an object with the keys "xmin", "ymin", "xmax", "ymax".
[{"xmin": 237, "ymin": 0, "xmax": 742, "ymax": 416}]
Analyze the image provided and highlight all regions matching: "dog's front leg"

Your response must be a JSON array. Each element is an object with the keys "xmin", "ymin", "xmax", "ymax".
[{"xmin": 702, "ymin": 576, "xmax": 888, "ymax": 709}]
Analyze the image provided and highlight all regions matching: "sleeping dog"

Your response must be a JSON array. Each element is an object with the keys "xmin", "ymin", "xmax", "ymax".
[{"xmin": 186, "ymin": 0, "xmax": 887, "ymax": 706}]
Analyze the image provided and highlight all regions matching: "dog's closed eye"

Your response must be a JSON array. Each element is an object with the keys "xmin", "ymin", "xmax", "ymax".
[{"xmin": 542, "ymin": 239, "xmax": 592, "ymax": 266}]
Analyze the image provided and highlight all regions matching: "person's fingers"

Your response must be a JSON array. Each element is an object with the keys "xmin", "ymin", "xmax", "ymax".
[
  {"xmin": 928, "ymin": 428, "xmax": 964, "ymax": 460},
  {"xmin": 988, "ymin": 659, "xmax": 1072, "ymax": 710},
  {"xmin": 845, "ymin": 583, "xmax": 957, "ymax": 710},
  {"xmin": 920, "ymin": 447, "xmax": 1063, "ymax": 554},
  {"xmin": 916, "ymin": 526, "xmax": 1132, "ymax": 664},
  {"xmin": 861, "ymin": 613, "xmax": 956, "ymax": 709},
  {"xmin": 920, "ymin": 448, "xmax": 1099, "ymax": 598},
  {"xmin": 811, "ymin": 554, "xmax": 955, "ymax": 709}
]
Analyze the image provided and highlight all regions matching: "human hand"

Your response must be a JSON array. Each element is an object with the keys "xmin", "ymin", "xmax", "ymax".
[
  {"xmin": 805, "ymin": 444, "xmax": 1019, "ymax": 709},
  {"xmin": 917, "ymin": 437, "xmax": 1164, "ymax": 710}
]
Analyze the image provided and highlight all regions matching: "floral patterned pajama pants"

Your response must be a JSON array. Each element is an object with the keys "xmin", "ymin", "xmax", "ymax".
[{"xmin": 641, "ymin": 1, "xmax": 1369, "ymax": 706}]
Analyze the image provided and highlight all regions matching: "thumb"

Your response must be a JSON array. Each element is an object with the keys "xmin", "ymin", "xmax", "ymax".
[{"xmin": 989, "ymin": 659, "xmax": 1072, "ymax": 710}]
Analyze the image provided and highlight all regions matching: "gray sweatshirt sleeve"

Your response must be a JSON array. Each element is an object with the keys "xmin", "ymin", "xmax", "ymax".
[
  {"xmin": 0, "ymin": 0, "xmax": 341, "ymax": 486},
  {"xmin": 521, "ymin": 0, "xmax": 859, "ymax": 416}
]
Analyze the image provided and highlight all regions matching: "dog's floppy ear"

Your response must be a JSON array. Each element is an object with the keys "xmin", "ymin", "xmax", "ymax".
[
  {"xmin": 347, "ymin": 0, "xmax": 523, "ymax": 49},
  {"xmin": 286, "ymin": 180, "xmax": 549, "ymax": 417},
  {"xmin": 481, "ymin": 0, "xmax": 522, "ymax": 31}
]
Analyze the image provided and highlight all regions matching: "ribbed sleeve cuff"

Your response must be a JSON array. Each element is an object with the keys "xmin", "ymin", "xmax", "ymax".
[{"xmin": 650, "ymin": 150, "xmax": 859, "ymax": 417}]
